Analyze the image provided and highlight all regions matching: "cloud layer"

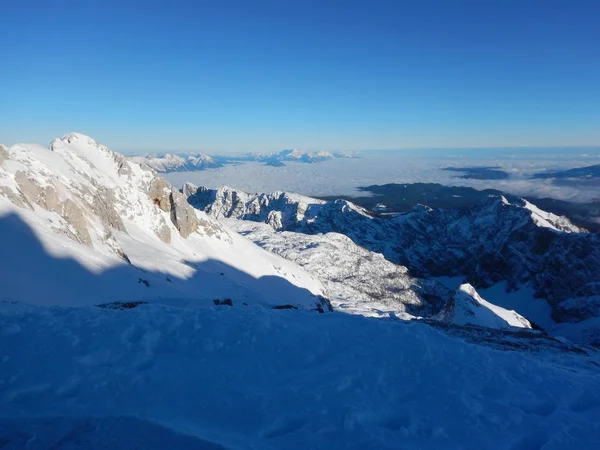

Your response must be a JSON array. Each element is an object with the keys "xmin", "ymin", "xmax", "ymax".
[{"xmin": 165, "ymin": 150, "xmax": 600, "ymax": 203}]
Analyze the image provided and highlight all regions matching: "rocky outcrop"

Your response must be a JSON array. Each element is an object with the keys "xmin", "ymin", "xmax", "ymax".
[
  {"xmin": 91, "ymin": 186, "xmax": 126, "ymax": 233},
  {"xmin": 0, "ymin": 145, "xmax": 8, "ymax": 164},
  {"xmin": 60, "ymin": 198, "xmax": 92, "ymax": 247},
  {"xmin": 148, "ymin": 177, "xmax": 199, "ymax": 239},
  {"xmin": 14, "ymin": 170, "xmax": 60, "ymax": 211}
]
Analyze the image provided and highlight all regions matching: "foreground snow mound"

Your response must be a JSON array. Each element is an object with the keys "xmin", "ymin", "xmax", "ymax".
[
  {"xmin": 0, "ymin": 134, "xmax": 326, "ymax": 309},
  {"xmin": 1, "ymin": 303, "xmax": 599, "ymax": 449},
  {"xmin": 442, "ymin": 284, "xmax": 532, "ymax": 330}
]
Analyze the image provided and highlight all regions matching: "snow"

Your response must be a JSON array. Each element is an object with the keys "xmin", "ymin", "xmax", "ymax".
[
  {"xmin": 451, "ymin": 284, "xmax": 532, "ymax": 329},
  {"xmin": 478, "ymin": 282, "xmax": 555, "ymax": 330},
  {"xmin": 521, "ymin": 199, "xmax": 585, "ymax": 232},
  {"xmin": 0, "ymin": 135, "xmax": 326, "ymax": 310},
  {"xmin": 225, "ymin": 218, "xmax": 426, "ymax": 320},
  {"xmin": 2, "ymin": 134, "xmax": 600, "ymax": 448},
  {"xmin": 1, "ymin": 303, "xmax": 599, "ymax": 449},
  {"xmin": 131, "ymin": 152, "xmax": 219, "ymax": 173}
]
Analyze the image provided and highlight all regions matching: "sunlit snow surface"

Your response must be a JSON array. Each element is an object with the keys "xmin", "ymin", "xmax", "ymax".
[{"xmin": 1, "ymin": 302, "xmax": 600, "ymax": 450}]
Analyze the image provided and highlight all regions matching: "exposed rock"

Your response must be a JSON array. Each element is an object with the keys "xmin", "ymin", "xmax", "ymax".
[
  {"xmin": 0, "ymin": 186, "xmax": 31, "ymax": 209},
  {"xmin": 149, "ymin": 176, "xmax": 199, "ymax": 238},
  {"xmin": 148, "ymin": 177, "xmax": 172, "ymax": 212},
  {"xmin": 155, "ymin": 216, "xmax": 172, "ymax": 243},
  {"xmin": 272, "ymin": 304, "xmax": 298, "ymax": 310},
  {"xmin": 214, "ymin": 298, "xmax": 233, "ymax": 306},
  {"xmin": 169, "ymin": 190, "xmax": 198, "ymax": 238},
  {"xmin": 0, "ymin": 145, "xmax": 8, "ymax": 164},
  {"xmin": 61, "ymin": 198, "xmax": 92, "ymax": 247},
  {"xmin": 91, "ymin": 186, "xmax": 126, "ymax": 232}
]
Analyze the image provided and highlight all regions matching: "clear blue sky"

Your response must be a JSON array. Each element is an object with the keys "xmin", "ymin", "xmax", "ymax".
[{"xmin": 1, "ymin": 0, "xmax": 599, "ymax": 153}]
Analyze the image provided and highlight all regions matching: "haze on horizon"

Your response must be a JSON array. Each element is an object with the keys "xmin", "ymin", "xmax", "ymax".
[{"xmin": 2, "ymin": 0, "xmax": 599, "ymax": 153}]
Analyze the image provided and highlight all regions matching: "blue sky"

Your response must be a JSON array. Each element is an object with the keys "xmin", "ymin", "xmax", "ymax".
[{"xmin": 1, "ymin": 0, "xmax": 599, "ymax": 153}]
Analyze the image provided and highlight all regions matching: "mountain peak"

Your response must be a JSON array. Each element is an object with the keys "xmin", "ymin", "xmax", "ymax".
[{"xmin": 58, "ymin": 132, "xmax": 97, "ymax": 146}]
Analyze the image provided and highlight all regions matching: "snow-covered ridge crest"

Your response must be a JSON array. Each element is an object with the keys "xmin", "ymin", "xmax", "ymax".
[
  {"xmin": 441, "ymin": 283, "xmax": 532, "ymax": 330},
  {"xmin": 0, "ymin": 134, "xmax": 327, "ymax": 309},
  {"xmin": 184, "ymin": 182, "xmax": 371, "ymax": 231}
]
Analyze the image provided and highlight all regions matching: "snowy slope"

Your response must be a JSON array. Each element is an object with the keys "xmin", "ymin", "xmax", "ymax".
[
  {"xmin": 227, "ymin": 218, "xmax": 453, "ymax": 319},
  {"xmin": 1, "ymin": 302, "xmax": 599, "ymax": 449},
  {"xmin": 442, "ymin": 284, "xmax": 532, "ymax": 329},
  {"xmin": 0, "ymin": 134, "xmax": 327, "ymax": 310}
]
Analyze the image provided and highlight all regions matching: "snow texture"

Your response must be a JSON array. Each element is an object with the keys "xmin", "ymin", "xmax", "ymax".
[{"xmin": 1, "ymin": 302, "xmax": 600, "ymax": 450}]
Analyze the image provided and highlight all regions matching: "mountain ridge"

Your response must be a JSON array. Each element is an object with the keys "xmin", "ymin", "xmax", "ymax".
[
  {"xmin": 0, "ymin": 133, "xmax": 328, "ymax": 310},
  {"xmin": 185, "ymin": 183, "xmax": 600, "ymax": 344}
]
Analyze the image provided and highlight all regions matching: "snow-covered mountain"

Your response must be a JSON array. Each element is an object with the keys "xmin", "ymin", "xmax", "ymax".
[
  {"xmin": 130, "ymin": 152, "xmax": 221, "ymax": 172},
  {"xmin": 0, "ymin": 134, "xmax": 328, "ymax": 310},
  {"xmin": 130, "ymin": 148, "xmax": 357, "ymax": 172},
  {"xmin": 185, "ymin": 184, "xmax": 600, "ymax": 344},
  {"xmin": 2, "ymin": 135, "xmax": 600, "ymax": 449},
  {"xmin": 231, "ymin": 148, "xmax": 336, "ymax": 166}
]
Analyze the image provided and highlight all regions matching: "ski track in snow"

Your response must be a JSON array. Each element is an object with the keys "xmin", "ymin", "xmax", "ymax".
[{"xmin": 1, "ymin": 303, "xmax": 600, "ymax": 450}]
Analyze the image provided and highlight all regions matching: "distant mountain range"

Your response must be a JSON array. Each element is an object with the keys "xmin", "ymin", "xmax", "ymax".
[
  {"xmin": 319, "ymin": 183, "xmax": 600, "ymax": 232},
  {"xmin": 130, "ymin": 153, "xmax": 222, "ymax": 172},
  {"xmin": 132, "ymin": 149, "xmax": 358, "ymax": 172},
  {"xmin": 533, "ymin": 164, "xmax": 600, "ymax": 179}
]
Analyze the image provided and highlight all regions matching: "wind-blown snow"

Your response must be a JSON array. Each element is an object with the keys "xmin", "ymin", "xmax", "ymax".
[{"xmin": 1, "ymin": 302, "xmax": 599, "ymax": 449}]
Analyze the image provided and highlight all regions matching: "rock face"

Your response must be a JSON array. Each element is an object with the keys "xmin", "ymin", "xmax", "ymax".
[
  {"xmin": 186, "ymin": 184, "xmax": 600, "ymax": 329},
  {"xmin": 148, "ymin": 177, "xmax": 199, "ymax": 240},
  {"xmin": 0, "ymin": 145, "xmax": 8, "ymax": 165}
]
